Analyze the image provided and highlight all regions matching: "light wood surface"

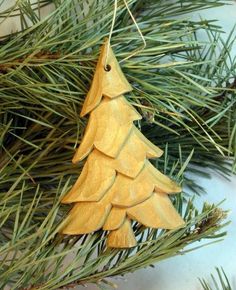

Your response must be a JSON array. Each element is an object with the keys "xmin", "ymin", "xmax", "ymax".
[
  {"xmin": 80, "ymin": 39, "xmax": 132, "ymax": 116},
  {"xmin": 62, "ymin": 39, "xmax": 184, "ymax": 248}
]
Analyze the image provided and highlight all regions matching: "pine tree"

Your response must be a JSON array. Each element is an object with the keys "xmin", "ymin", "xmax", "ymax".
[{"xmin": 61, "ymin": 40, "xmax": 184, "ymax": 248}]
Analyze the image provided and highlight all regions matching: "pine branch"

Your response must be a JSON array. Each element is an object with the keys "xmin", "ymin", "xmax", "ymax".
[
  {"xmin": 0, "ymin": 143, "xmax": 229, "ymax": 289},
  {"xmin": 0, "ymin": 0, "xmax": 235, "ymax": 288},
  {"xmin": 0, "ymin": 51, "xmax": 61, "ymax": 73},
  {"xmin": 199, "ymin": 268, "xmax": 232, "ymax": 290},
  {"xmin": 1, "ymin": 0, "xmax": 234, "ymax": 175}
]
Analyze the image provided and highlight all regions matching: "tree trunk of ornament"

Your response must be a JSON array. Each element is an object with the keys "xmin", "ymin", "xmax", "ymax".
[{"xmin": 61, "ymin": 39, "xmax": 184, "ymax": 248}]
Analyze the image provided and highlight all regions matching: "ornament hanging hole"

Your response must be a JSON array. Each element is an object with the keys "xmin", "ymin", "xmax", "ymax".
[{"xmin": 104, "ymin": 64, "xmax": 112, "ymax": 72}]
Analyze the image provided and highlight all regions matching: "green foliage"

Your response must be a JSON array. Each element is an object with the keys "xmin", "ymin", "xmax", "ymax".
[
  {"xmin": 200, "ymin": 268, "xmax": 232, "ymax": 290},
  {"xmin": 0, "ymin": 0, "xmax": 235, "ymax": 289}
]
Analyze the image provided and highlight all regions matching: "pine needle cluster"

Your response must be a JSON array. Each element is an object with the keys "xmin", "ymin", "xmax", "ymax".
[{"xmin": 0, "ymin": 0, "xmax": 235, "ymax": 289}]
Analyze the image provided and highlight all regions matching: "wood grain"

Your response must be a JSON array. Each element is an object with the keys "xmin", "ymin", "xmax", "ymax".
[
  {"xmin": 80, "ymin": 39, "xmax": 132, "ymax": 117},
  {"xmin": 61, "ymin": 39, "xmax": 185, "ymax": 248}
]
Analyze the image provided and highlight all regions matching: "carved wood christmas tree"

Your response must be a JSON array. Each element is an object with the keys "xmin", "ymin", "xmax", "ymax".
[{"xmin": 61, "ymin": 40, "xmax": 185, "ymax": 248}]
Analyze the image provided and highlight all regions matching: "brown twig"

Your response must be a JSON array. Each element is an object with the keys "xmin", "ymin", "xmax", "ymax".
[
  {"xmin": 215, "ymin": 78, "xmax": 236, "ymax": 102},
  {"xmin": 0, "ymin": 51, "xmax": 61, "ymax": 73}
]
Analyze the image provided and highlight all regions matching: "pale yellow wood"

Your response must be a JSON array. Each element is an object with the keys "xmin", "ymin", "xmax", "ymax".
[
  {"xmin": 147, "ymin": 161, "xmax": 182, "ymax": 194},
  {"xmin": 107, "ymin": 219, "xmax": 137, "ymax": 248},
  {"xmin": 134, "ymin": 127, "xmax": 163, "ymax": 158},
  {"xmin": 62, "ymin": 185, "xmax": 116, "ymax": 235},
  {"xmin": 73, "ymin": 96, "xmax": 142, "ymax": 163},
  {"xmin": 127, "ymin": 193, "xmax": 185, "ymax": 229},
  {"xmin": 111, "ymin": 126, "xmax": 163, "ymax": 178},
  {"xmin": 103, "ymin": 207, "xmax": 126, "ymax": 231},
  {"xmin": 61, "ymin": 200, "xmax": 112, "ymax": 235},
  {"xmin": 62, "ymin": 151, "xmax": 116, "ymax": 203},
  {"xmin": 110, "ymin": 168, "xmax": 154, "ymax": 207},
  {"xmin": 61, "ymin": 39, "xmax": 185, "ymax": 249},
  {"xmin": 65, "ymin": 144, "xmax": 179, "ymax": 205},
  {"xmin": 80, "ymin": 39, "xmax": 133, "ymax": 117},
  {"xmin": 93, "ymin": 97, "xmax": 141, "ymax": 158},
  {"xmin": 73, "ymin": 124, "xmax": 163, "ymax": 178},
  {"xmin": 61, "ymin": 161, "xmax": 89, "ymax": 203},
  {"xmin": 108, "ymin": 161, "xmax": 181, "ymax": 208},
  {"xmin": 104, "ymin": 129, "xmax": 146, "ymax": 178},
  {"xmin": 72, "ymin": 116, "xmax": 96, "ymax": 164}
]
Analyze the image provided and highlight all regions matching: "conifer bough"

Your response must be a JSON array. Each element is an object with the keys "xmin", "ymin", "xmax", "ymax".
[{"xmin": 0, "ymin": 0, "xmax": 234, "ymax": 289}]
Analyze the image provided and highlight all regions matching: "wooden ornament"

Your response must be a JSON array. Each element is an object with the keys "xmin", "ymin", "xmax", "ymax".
[{"xmin": 61, "ymin": 39, "xmax": 185, "ymax": 248}]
